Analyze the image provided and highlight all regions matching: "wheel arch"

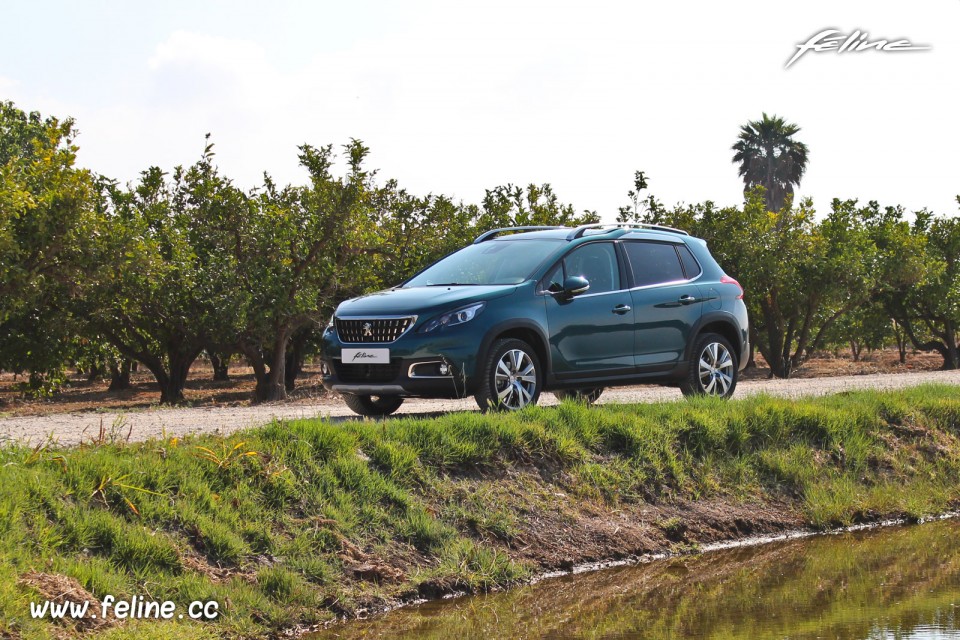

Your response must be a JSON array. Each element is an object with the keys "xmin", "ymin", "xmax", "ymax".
[
  {"xmin": 479, "ymin": 321, "xmax": 551, "ymax": 378},
  {"xmin": 686, "ymin": 313, "xmax": 743, "ymax": 365}
]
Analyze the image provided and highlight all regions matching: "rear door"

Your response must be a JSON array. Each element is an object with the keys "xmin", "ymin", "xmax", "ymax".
[
  {"xmin": 622, "ymin": 240, "xmax": 705, "ymax": 369},
  {"xmin": 543, "ymin": 241, "xmax": 635, "ymax": 379}
]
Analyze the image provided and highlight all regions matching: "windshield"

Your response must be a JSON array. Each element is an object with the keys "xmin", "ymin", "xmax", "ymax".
[{"xmin": 404, "ymin": 239, "xmax": 562, "ymax": 287}]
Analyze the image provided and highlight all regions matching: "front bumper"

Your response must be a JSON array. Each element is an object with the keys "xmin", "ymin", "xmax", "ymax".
[{"xmin": 320, "ymin": 326, "xmax": 480, "ymax": 398}]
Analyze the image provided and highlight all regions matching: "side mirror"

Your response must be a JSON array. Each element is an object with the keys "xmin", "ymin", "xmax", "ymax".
[{"xmin": 563, "ymin": 276, "xmax": 590, "ymax": 297}]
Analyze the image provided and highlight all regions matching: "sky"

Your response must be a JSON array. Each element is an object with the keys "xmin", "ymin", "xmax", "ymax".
[{"xmin": 1, "ymin": 0, "xmax": 958, "ymax": 221}]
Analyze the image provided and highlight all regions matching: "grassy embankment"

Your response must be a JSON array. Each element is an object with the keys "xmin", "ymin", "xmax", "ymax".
[{"xmin": 2, "ymin": 385, "xmax": 960, "ymax": 639}]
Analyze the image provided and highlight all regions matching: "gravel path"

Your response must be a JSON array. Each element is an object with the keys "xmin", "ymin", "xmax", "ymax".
[{"xmin": 2, "ymin": 370, "xmax": 959, "ymax": 448}]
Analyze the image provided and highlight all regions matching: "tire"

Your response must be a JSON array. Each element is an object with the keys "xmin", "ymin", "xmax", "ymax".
[
  {"xmin": 680, "ymin": 333, "xmax": 738, "ymax": 399},
  {"xmin": 342, "ymin": 393, "xmax": 404, "ymax": 417},
  {"xmin": 553, "ymin": 387, "xmax": 604, "ymax": 404},
  {"xmin": 475, "ymin": 338, "xmax": 542, "ymax": 412}
]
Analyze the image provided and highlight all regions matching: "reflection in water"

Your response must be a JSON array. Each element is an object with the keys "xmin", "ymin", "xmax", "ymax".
[{"xmin": 312, "ymin": 519, "xmax": 960, "ymax": 639}]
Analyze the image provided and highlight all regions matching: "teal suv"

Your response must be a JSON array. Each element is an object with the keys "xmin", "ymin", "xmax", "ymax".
[{"xmin": 321, "ymin": 224, "xmax": 749, "ymax": 417}]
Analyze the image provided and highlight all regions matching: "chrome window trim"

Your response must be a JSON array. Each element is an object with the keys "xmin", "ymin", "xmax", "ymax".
[
  {"xmin": 561, "ymin": 288, "xmax": 629, "ymax": 300},
  {"xmin": 538, "ymin": 239, "xmax": 706, "ymax": 296},
  {"xmin": 628, "ymin": 273, "xmax": 703, "ymax": 292}
]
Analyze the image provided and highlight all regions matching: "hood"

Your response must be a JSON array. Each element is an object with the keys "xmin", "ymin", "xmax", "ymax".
[{"xmin": 335, "ymin": 284, "xmax": 518, "ymax": 317}]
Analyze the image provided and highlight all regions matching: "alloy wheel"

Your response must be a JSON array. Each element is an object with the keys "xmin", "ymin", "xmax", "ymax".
[
  {"xmin": 698, "ymin": 342, "xmax": 735, "ymax": 396},
  {"xmin": 494, "ymin": 348, "xmax": 538, "ymax": 409}
]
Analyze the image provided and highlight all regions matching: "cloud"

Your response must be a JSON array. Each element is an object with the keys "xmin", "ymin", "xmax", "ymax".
[
  {"xmin": 148, "ymin": 30, "xmax": 269, "ymax": 74},
  {"xmin": 11, "ymin": 1, "xmax": 959, "ymax": 220}
]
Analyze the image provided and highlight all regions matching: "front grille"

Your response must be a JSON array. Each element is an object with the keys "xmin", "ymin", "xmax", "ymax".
[
  {"xmin": 335, "ymin": 361, "xmax": 402, "ymax": 383},
  {"xmin": 335, "ymin": 317, "xmax": 415, "ymax": 343}
]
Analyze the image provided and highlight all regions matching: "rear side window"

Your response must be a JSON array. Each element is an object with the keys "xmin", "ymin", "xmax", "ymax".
[
  {"xmin": 676, "ymin": 244, "xmax": 702, "ymax": 279},
  {"xmin": 623, "ymin": 242, "xmax": 685, "ymax": 287}
]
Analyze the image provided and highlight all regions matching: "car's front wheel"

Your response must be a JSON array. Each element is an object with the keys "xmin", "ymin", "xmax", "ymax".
[
  {"xmin": 342, "ymin": 393, "xmax": 404, "ymax": 417},
  {"xmin": 680, "ymin": 333, "xmax": 738, "ymax": 399},
  {"xmin": 553, "ymin": 387, "xmax": 604, "ymax": 404},
  {"xmin": 475, "ymin": 338, "xmax": 542, "ymax": 412}
]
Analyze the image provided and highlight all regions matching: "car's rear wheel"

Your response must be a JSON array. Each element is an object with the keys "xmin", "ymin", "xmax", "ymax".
[
  {"xmin": 680, "ymin": 333, "xmax": 738, "ymax": 399},
  {"xmin": 342, "ymin": 393, "xmax": 404, "ymax": 417},
  {"xmin": 553, "ymin": 387, "xmax": 604, "ymax": 404},
  {"xmin": 475, "ymin": 338, "xmax": 542, "ymax": 412}
]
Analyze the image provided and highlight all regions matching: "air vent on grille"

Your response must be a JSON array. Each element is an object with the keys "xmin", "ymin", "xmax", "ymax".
[
  {"xmin": 335, "ymin": 362, "xmax": 401, "ymax": 383},
  {"xmin": 335, "ymin": 317, "xmax": 415, "ymax": 343}
]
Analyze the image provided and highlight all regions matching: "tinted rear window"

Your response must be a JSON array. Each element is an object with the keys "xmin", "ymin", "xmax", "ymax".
[{"xmin": 623, "ymin": 242, "xmax": 685, "ymax": 287}]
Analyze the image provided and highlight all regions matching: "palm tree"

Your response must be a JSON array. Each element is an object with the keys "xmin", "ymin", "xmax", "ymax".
[{"xmin": 731, "ymin": 113, "xmax": 809, "ymax": 212}]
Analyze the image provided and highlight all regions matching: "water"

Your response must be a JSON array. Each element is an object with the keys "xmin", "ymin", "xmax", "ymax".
[{"xmin": 312, "ymin": 519, "xmax": 960, "ymax": 639}]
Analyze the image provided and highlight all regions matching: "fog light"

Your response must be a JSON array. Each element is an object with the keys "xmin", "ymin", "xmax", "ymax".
[{"xmin": 438, "ymin": 363, "xmax": 450, "ymax": 375}]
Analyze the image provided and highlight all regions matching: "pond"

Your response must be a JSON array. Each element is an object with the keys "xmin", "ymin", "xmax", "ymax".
[{"xmin": 312, "ymin": 518, "xmax": 960, "ymax": 639}]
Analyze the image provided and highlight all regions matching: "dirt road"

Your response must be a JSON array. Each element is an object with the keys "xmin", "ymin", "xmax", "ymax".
[{"xmin": 2, "ymin": 370, "xmax": 959, "ymax": 447}]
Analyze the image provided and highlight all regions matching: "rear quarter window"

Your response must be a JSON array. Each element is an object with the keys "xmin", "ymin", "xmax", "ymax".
[{"xmin": 676, "ymin": 244, "xmax": 702, "ymax": 279}]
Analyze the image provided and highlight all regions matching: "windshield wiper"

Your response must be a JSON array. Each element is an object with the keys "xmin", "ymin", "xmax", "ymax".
[{"xmin": 425, "ymin": 282, "xmax": 479, "ymax": 286}]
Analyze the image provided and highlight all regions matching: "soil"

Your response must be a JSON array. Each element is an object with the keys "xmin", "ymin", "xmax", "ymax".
[{"xmin": 314, "ymin": 462, "xmax": 812, "ymax": 626}]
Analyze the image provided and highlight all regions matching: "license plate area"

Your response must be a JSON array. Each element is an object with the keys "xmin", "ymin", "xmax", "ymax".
[{"xmin": 341, "ymin": 348, "xmax": 390, "ymax": 364}]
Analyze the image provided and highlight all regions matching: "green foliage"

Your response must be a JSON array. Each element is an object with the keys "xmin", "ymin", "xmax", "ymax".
[
  {"xmin": 631, "ymin": 174, "xmax": 956, "ymax": 376},
  {"xmin": 0, "ymin": 102, "xmax": 97, "ymax": 385},
  {"xmin": 479, "ymin": 182, "xmax": 599, "ymax": 229},
  {"xmin": 881, "ymin": 211, "xmax": 960, "ymax": 369},
  {"xmin": 3, "ymin": 96, "xmax": 959, "ymax": 395}
]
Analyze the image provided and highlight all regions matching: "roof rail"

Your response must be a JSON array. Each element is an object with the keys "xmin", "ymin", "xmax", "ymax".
[
  {"xmin": 566, "ymin": 222, "xmax": 689, "ymax": 240},
  {"xmin": 472, "ymin": 226, "xmax": 564, "ymax": 244}
]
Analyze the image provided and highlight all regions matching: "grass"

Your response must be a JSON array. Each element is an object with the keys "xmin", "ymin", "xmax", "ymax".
[{"xmin": 2, "ymin": 384, "xmax": 960, "ymax": 638}]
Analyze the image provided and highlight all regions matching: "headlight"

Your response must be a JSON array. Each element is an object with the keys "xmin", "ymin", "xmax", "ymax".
[
  {"xmin": 418, "ymin": 302, "xmax": 486, "ymax": 333},
  {"xmin": 327, "ymin": 314, "xmax": 335, "ymax": 329}
]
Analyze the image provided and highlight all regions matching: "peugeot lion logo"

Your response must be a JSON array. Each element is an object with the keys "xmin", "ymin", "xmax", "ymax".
[{"xmin": 362, "ymin": 322, "xmax": 374, "ymax": 337}]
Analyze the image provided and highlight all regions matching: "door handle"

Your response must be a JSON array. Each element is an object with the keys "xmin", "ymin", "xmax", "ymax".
[
  {"xmin": 613, "ymin": 304, "xmax": 632, "ymax": 314},
  {"xmin": 678, "ymin": 295, "xmax": 698, "ymax": 305}
]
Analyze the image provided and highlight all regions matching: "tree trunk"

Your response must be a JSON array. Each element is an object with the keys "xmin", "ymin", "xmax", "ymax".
[
  {"xmin": 888, "ymin": 309, "xmax": 959, "ymax": 371},
  {"xmin": 746, "ymin": 327, "xmax": 758, "ymax": 368},
  {"xmin": 850, "ymin": 339, "xmax": 861, "ymax": 362},
  {"xmin": 87, "ymin": 363, "xmax": 104, "ymax": 382},
  {"xmin": 756, "ymin": 333, "xmax": 791, "ymax": 379},
  {"xmin": 945, "ymin": 324, "xmax": 959, "ymax": 370},
  {"xmin": 156, "ymin": 349, "xmax": 199, "ymax": 405},
  {"xmin": 242, "ymin": 329, "xmax": 297, "ymax": 403},
  {"xmin": 210, "ymin": 352, "xmax": 230, "ymax": 381},
  {"xmin": 894, "ymin": 329, "xmax": 908, "ymax": 364},
  {"xmin": 241, "ymin": 344, "xmax": 275, "ymax": 403},
  {"xmin": 284, "ymin": 329, "xmax": 311, "ymax": 392},
  {"xmin": 264, "ymin": 335, "xmax": 289, "ymax": 402},
  {"xmin": 108, "ymin": 359, "xmax": 132, "ymax": 391}
]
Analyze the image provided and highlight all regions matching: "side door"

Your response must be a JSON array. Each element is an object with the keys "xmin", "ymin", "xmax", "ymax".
[
  {"xmin": 622, "ymin": 240, "xmax": 705, "ymax": 369},
  {"xmin": 543, "ymin": 241, "xmax": 635, "ymax": 379}
]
